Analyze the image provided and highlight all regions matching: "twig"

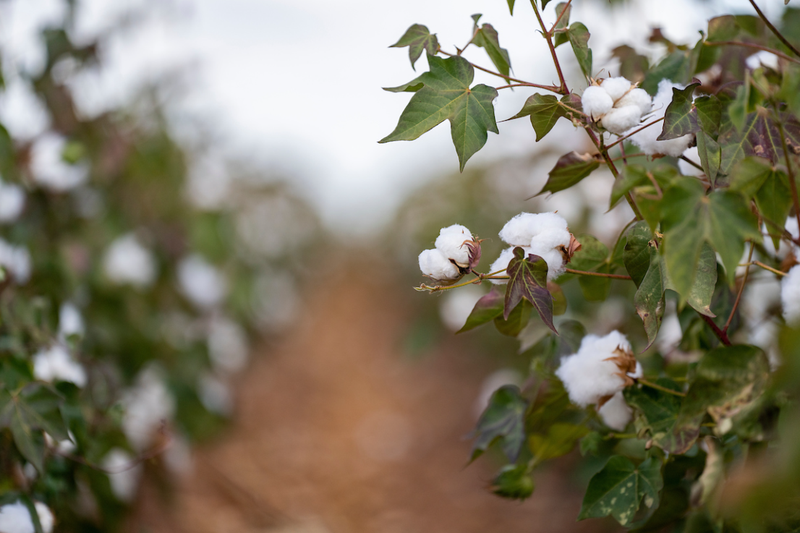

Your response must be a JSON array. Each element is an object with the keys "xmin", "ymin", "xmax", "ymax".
[
  {"xmin": 743, "ymin": 260, "xmax": 787, "ymax": 277},
  {"xmin": 679, "ymin": 154, "xmax": 704, "ymax": 172},
  {"xmin": 638, "ymin": 378, "xmax": 686, "ymax": 397},
  {"xmin": 584, "ymin": 127, "xmax": 644, "ymax": 221},
  {"xmin": 775, "ymin": 116, "xmax": 800, "ymax": 236},
  {"xmin": 724, "ymin": 241, "xmax": 754, "ymax": 332},
  {"xmin": 605, "ymin": 117, "xmax": 665, "ymax": 150},
  {"xmin": 438, "ymin": 50, "xmax": 561, "ymax": 92},
  {"xmin": 748, "ymin": 0, "xmax": 800, "ymax": 60},
  {"xmin": 700, "ymin": 313, "xmax": 732, "ymax": 346},
  {"xmin": 565, "ymin": 268, "xmax": 632, "ymax": 280},
  {"xmin": 704, "ymin": 41, "xmax": 800, "ymax": 65},
  {"xmin": 530, "ymin": 0, "xmax": 568, "ymax": 94}
]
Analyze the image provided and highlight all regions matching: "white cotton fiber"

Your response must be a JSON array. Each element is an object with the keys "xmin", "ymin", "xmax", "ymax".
[
  {"xmin": 488, "ymin": 247, "xmax": 519, "ymax": 285},
  {"xmin": 499, "ymin": 212, "xmax": 568, "ymax": 247},
  {"xmin": 601, "ymin": 77, "xmax": 632, "ymax": 102},
  {"xmin": 33, "ymin": 344, "xmax": 87, "ymax": 387},
  {"xmin": 0, "ymin": 238, "xmax": 31, "ymax": 284},
  {"xmin": 528, "ymin": 243, "xmax": 567, "ymax": 281},
  {"xmin": 628, "ymin": 79, "xmax": 694, "ymax": 156},
  {"xmin": 581, "ymin": 86, "xmax": 613, "ymax": 119},
  {"xmin": 418, "ymin": 248, "xmax": 460, "ymax": 280},
  {"xmin": 103, "ymin": 449, "xmax": 142, "ymax": 502},
  {"xmin": 434, "ymin": 224, "xmax": 473, "ymax": 265},
  {"xmin": 0, "ymin": 181, "xmax": 25, "ymax": 223},
  {"xmin": 555, "ymin": 330, "xmax": 637, "ymax": 407},
  {"xmin": 601, "ymin": 105, "xmax": 642, "ymax": 134},
  {"xmin": 177, "ymin": 255, "xmax": 227, "ymax": 309},
  {"xmin": 781, "ymin": 265, "xmax": 800, "ymax": 324},
  {"xmin": 58, "ymin": 302, "xmax": 84, "ymax": 340},
  {"xmin": 616, "ymin": 88, "xmax": 652, "ymax": 116},
  {"xmin": 103, "ymin": 234, "xmax": 156, "ymax": 289},
  {"xmin": 0, "ymin": 500, "xmax": 54, "ymax": 533},
  {"xmin": 598, "ymin": 391, "xmax": 633, "ymax": 430}
]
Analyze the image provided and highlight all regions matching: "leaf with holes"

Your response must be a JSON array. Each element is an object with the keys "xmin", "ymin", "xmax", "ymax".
[
  {"xmin": 579, "ymin": 456, "xmax": 663, "ymax": 526},
  {"xmin": 504, "ymin": 248, "xmax": 556, "ymax": 333},
  {"xmin": 380, "ymin": 54, "xmax": 498, "ymax": 171},
  {"xmin": 471, "ymin": 385, "xmax": 528, "ymax": 462},
  {"xmin": 390, "ymin": 24, "xmax": 439, "ymax": 70}
]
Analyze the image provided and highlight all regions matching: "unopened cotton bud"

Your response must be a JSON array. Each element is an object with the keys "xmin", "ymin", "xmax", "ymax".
[
  {"xmin": 601, "ymin": 105, "xmax": 642, "ymax": 134},
  {"xmin": 434, "ymin": 224, "xmax": 474, "ymax": 265},
  {"xmin": 581, "ymin": 86, "xmax": 613, "ymax": 120},
  {"xmin": 601, "ymin": 77, "xmax": 632, "ymax": 101},
  {"xmin": 418, "ymin": 248, "xmax": 460, "ymax": 281},
  {"xmin": 617, "ymin": 88, "xmax": 652, "ymax": 116}
]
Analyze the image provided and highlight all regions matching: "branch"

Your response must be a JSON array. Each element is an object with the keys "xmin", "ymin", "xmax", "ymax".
[
  {"xmin": 565, "ymin": 268, "xmax": 632, "ymax": 280},
  {"xmin": 724, "ymin": 241, "xmax": 754, "ymax": 332},
  {"xmin": 604, "ymin": 117, "xmax": 665, "ymax": 150},
  {"xmin": 438, "ymin": 50, "xmax": 561, "ymax": 92},
  {"xmin": 638, "ymin": 378, "xmax": 686, "ymax": 397},
  {"xmin": 700, "ymin": 313, "xmax": 732, "ymax": 346},
  {"xmin": 530, "ymin": 0, "xmax": 568, "ymax": 94},
  {"xmin": 748, "ymin": 0, "xmax": 800, "ymax": 60},
  {"xmin": 704, "ymin": 41, "xmax": 800, "ymax": 65}
]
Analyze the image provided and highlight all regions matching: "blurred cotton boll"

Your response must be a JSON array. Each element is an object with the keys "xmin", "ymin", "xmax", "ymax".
[
  {"xmin": 253, "ymin": 269, "xmax": 300, "ymax": 332},
  {"xmin": 0, "ymin": 500, "xmax": 54, "ymax": 533},
  {"xmin": 185, "ymin": 155, "xmax": 231, "ymax": 211},
  {"xmin": 58, "ymin": 302, "xmax": 84, "ymax": 341},
  {"xmin": 102, "ymin": 449, "xmax": 141, "ymax": 503},
  {"xmin": 438, "ymin": 285, "xmax": 484, "ymax": 331},
  {"xmin": 0, "ymin": 78, "xmax": 50, "ymax": 140},
  {"xmin": 0, "ymin": 238, "xmax": 31, "ymax": 283},
  {"xmin": 102, "ymin": 233, "xmax": 157, "ymax": 288},
  {"xmin": 198, "ymin": 373, "xmax": 233, "ymax": 415},
  {"xmin": 121, "ymin": 365, "xmax": 175, "ymax": 451},
  {"xmin": 207, "ymin": 315, "xmax": 249, "ymax": 374},
  {"xmin": 177, "ymin": 254, "xmax": 227, "ymax": 309},
  {"xmin": 29, "ymin": 133, "xmax": 89, "ymax": 192},
  {"xmin": 0, "ymin": 180, "xmax": 25, "ymax": 222},
  {"xmin": 32, "ymin": 344, "xmax": 87, "ymax": 387}
]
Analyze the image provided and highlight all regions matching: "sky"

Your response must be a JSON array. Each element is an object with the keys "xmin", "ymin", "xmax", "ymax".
[{"xmin": 0, "ymin": 0, "xmax": 785, "ymax": 235}]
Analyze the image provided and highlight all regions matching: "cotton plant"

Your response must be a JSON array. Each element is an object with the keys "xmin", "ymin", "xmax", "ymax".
[{"xmin": 384, "ymin": 1, "xmax": 800, "ymax": 528}]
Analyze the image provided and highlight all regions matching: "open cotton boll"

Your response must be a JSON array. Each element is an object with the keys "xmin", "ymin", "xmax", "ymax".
[
  {"xmin": 0, "ymin": 181, "xmax": 25, "ymax": 222},
  {"xmin": 555, "ymin": 330, "xmax": 639, "ymax": 407},
  {"xmin": 499, "ymin": 212, "xmax": 569, "ymax": 247},
  {"xmin": 103, "ymin": 234, "xmax": 156, "ymax": 288},
  {"xmin": 178, "ymin": 255, "xmax": 228, "ymax": 309},
  {"xmin": 33, "ymin": 344, "xmax": 87, "ymax": 387},
  {"xmin": 0, "ymin": 238, "xmax": 31, "ymax": 284},
  {"xmin": 29, "ymin": 133, "xmax": 88, "ymax": 192},
  {"xmin": 616, "ymin": 88, "xmax": 652, "ymax": 116},
  {"xmin": 781, "ymin": 265, "xmax": 800, "ymax": 324},
  {"xmin": 58, "ymin": 302, "xmax": 84, "ymax": 340},
  {"xmin": 418, "ymin": 248, "xmax": 460, "ymax": 281},
  {"xmin": 0, "ymin": 501, "xmax": 54, "ymax": 533},
  {"xmin": 434, "ymin": 224, "xmax": 473, "ymax": 265},
  {"xmin": 600, "ymin": 105, "xmax": 642, "ymax": 134},
  {"xmin": 598, "ymin": 391, "xmax": 633, "ymax": 431},
  {"xmin": 601, "ymin": 77, "xmax": 632, "ymax": 102},
  {"xmin": 103, "ymin": 449, "xmax": 142, "ymax": 502},
  {"xmin": 488, "ymin": 247, "xmax": 519, "ymax": 285},
  {"xmin": 628, "ymin": 79, "xmax": 693, "ymax": 156},
  {"xmin": 581, "ymin": 86, "xmax": 613, "ymax": 119},
  {"xmin": 121, "ymin": 365, "xmax": 175, "ymax": 451}
]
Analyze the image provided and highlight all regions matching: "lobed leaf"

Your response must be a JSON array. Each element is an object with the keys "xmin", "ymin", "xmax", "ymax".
[
  {"xmin": 472, "ymin": 22, "xmax": 512, "ymax": 79},
  {"xmin": 494, "ymin": 299, "xmax": 532, "ymax": 337},
  {"xmin": 504, "ymin": 248, "xmax": 556, "ymax": 333},
  {"xmin": 658, "ymin": 82, "xmax": 700, "ymax": 141},
  {"xmin": 565, "ymin": 23, "xmax": 592, "ymax": 80},
  {"xmin": 390, "ymin": 24, "xmax": 439, "ymax": 70},
  {"xmin": 471, "ymin": 385, "xmax": 528, "ymax": 462},
  {"xmin": 529, "ymin": 422, "xmax": 588, "ymax": 462},
  {"xmin": 579, "ymin": 456, "xmax": 663, "ymax": 526}
]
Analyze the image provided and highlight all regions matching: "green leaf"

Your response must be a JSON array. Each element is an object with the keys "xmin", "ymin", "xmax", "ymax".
[
  {"xmin": 642, "ymin": 52, "xmax": 692, "ymax": 95},
  {"xmin": 611, "ymin": 45, "xmax": 649, "ymax": 83},
  {"xmin": 729, "ymin": 156, "xmax": 792, "ymax": 247},
  {"xmin": 624, "ymin": 381, "xmax": 700, "ymax": 454},
  {"xmin": 458, "ymin": 288, "xmax": 504, "ymax": 333},
  {"xmin": 566, "ymin": 22, "xmax": 592, "ymax": 80},
  {"xmin": 506, "ymin": 0, "xmax": 515, "ymax": 15},
  {"xmin": 538, "ymin": 152, "xmax": 599, "ymax": 195},
  {"xmin": 707, "ymin": 15, "xmax": 739, "ymax": 42},
  {"xmin": 494, "ymin": 299, "xmax": 532, "ymax": 337},
  {"xmin": 504, "ymin": 247, "xmax": 556, "ymax": 333},
  {"xmin": 696, "ymin": 131, "xmax": 721, "ymax": 184},
  {"xmin": 665, "ymin": 243, "xmax": 717, "ymax": 317},
  {"xmin": 580, "ymin": 431, "xmax": 603, "ymax": 456},
  {"xmin": 661, "ymin": 179, "xmax": 760, "ymax": 293},
  {"xmin": 471, "ymin": 385, "xmax": 528, "ymax": 462},
  {"xmin": 658, "ymin": 82, "xmax": 700, "ymax": 140},
  {"xmin": 634, "ymin": 244, "xmax": 666, "ymax": 348},
  {"xmin": 540, "ymin": 0, "xmax": 553, "ymax": 9},
  {"xmin": 718, "ymin": 108, "xmax": 800, "ymax": 177},
  {"xmin": 472, "ymin": 22, "xmax": 511, "ymax": 79},
  {"xmin": 508, "ymin": 93, "xmax": 566, "ymax": 141},
  {"xmin": 623, "ymin": 221, "xmax": 655, "ymax": 288},
  {"xmin": 695, "ymin": 95, "xmax": 722, "ymax": 139},
  {"xmin": 379, "ymin": 54, "xmax": 499, "ymax": 171},
  {"xmin": 491, "ymin": 463, "xmax": 534, "ymax": 500},
  {"xmin": 569, "ymin": 235, "xmax": 611, "ymax": 301},
  {"xmin": 383, "ymin": 73, "xmax": 426, "ymax": 93},
  {"xmin": 389, "ymin": 24, "xmax": 439, "ymax": 70},
  {"xmin": 729, "ymin": 156, "xmax": 773, "ymax": 197},
  {"xmin": 578, "ymin": 456, "xmax": 663, "ymax": 526},
  {"xmin": 552, "ymin": 3, "xmax": 572, "ymax": 48},
  {"xmin": 529, "ymin": 422, "xmax": 588, "ymax": 461},
  {"xmin": 678, "ymin": 345, "xmax": 770, "ymax": 430}
]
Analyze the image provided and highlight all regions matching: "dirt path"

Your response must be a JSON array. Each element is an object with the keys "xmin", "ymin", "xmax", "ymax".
[{"xmin": 134, "ymin": 265, "xmax": 603, "ymax": 533}]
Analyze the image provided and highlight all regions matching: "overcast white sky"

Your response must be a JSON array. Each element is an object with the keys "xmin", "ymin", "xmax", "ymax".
[{"xmin": 0, "ymin": 0, "xmax": 783, "ymax": 234}]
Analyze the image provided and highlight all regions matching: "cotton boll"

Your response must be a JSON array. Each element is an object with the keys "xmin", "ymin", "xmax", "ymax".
[
  {"xmin": 439, "ymin": 285, "xmax": 484, "ymax": 331},
  {"xmin": 781, "ymin": 265, "xmax": 800, "ymax": 324},
  {"xmin": 29, "ymin": 133, "xmax": 88, "ymax": 192},
  {"xmin": 207, "ymin": 316, "xmax": 249, "ymax": 374},
  {"xmin": 103, "ymin": 449, "xmax": 141, "ymax": 502},
  {"xmin": 679, "ymin": 147, "xmax": 703, "ymax": 176},
  {"xmin": 555, "ymin": 331, "xmax": 636, "ymax": 407},
  {"xmin": 0, "ymin": 238, "xmax": 31, "ymax": 283},
  {"xmin": 616, "ymin": 88, "xmax": 652, "ymax": 116},
  {"xmin": 33, "ymin": 503, "xmax": 54, "ymax": 533},
  {"xmin": 103, "ymin": 234, "xmax": 156, "ymax": 288},
  {"xmin": 0, "ymin": 181, "xmax": 25, "ymax": 222},
  {"xmin": 600, "ymin": 105, "xmax": 642, "ymax": 134},
  {"xmin": 601, "ymin": 77, "xmax": 632, "ymax": 102},
  {"xmin": 499, "ymin": 212, "xmax": 568, "ymax": 247},
  {"xmin": 488, "ymin": 247, "xmax": 519, "ymax": 285},
  {"xmin": 598, "ymin": 391, "xmax": 633, "ymax": 431},
  {"xmin": 121, "ymin": 366, "xmax": 175, "ymax": 451},
  {"xmin": 581, "ymin": 86, "xmax": 613, "ymax": 119},
  {"xmin": 177, "ymin": 255, "xmax": 228, "ymax": 309},
  {"xmin": 418, "ymin": 249, "xmax": 460, "ymax": 281},
  {"xmin": 434, "ymin": 224, "xmax": 473, "ymax": 265},
  {"xmin": 58, "ymin": 302, "xmax": 84, "ymax": 340},
  {"xmin": 0, "ymin": 502, "xmax": 37, "ymax": 533},
  {"xmin": 33, "ymin": 345, "xmax": 87, "ymax": 387}
]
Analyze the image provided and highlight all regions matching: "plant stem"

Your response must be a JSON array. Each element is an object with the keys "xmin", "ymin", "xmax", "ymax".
[
  {"xmin": 743, "ymin": 260, "xmax": 787, "ymax": 277},
  {"xmin": 724, "ymin": 241, "xmax": 754, "ymax": 332},
  {"xmin": 775, "ymin": 116, "xmax": 800, "ymax": 236},
  {"xmin": 584, "ymin": 127, "xmax": 644, "ymax": 220},
  {"xmin": 679, "ymin": 154, "xmax": 704, "ymax": 172},
  {"xmin": 530, "ymin": 0, "xmax": 568, "ymax": 94},
  {"xmin": 748, "ymin": 0, "xmax": 800, "ymax": 59},
  {"xmin": 565, "ymin": 268, "xmax": 632, "ymax": 280},
  {"xmin": 604, "ymin": 432, "xmax": 638, "ymax": 440},
  {"xmin": 700, "ymin": 313, "xmax": 732, "ymax": 346},
  {"xmin": 638, "ymin": 378, "xmax": 686, "ymax": 397},
  {"xmin": 439, "ymin": 50, "xmax": 561, "ymax": 92},
  {"xmin": 704, "ymin": 41, "xmax": 800, "ymax": 65},
  {"xmin": 604, "ymin": 117, "xmax": 665, "ymax": 150}
]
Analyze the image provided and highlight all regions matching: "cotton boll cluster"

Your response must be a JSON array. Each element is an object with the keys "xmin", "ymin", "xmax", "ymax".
[
  {"xmin": 418, "ymin": 224, "xmax": 480, "ymax": 282},
  {"xmin": 177, "ymin": 254, "xmax": 228, "ymax": 309},
  {"xmin": 0, "ymin": 238, "xmax": 31, "ymax": 284},
  {"xmin": 781, "ymin": 265, "xmax": 800, "ymax": 325},
  {"xmin": 33, "ymin": 344, "xmax": 87, "ymax": 387},
  {"xmin": 102, "ymin": 234, "xmax": 157, "ymax": 288},
  {"xmin": 490, "ymin": 212, "xmax": 573, "ymax": 283},
  {"xmin": 29, "ymin": 133, "xmax": 88, "ymax": 192},
  {"xmin": 121, "ymin": 365, "xmax": 175, "ymax": 451},
  {"xmin": 555, "ymin": 331, "xmax": 641, "ymax": 429},
  {"xmin": 0, "ymin": 180, "xmax": 25, "ymax": 222},
  {"xmin": 628, "ymin": 79, "xmax": 694, "ymax": 157},
  {"xmin": 581, "ymin": 77, "xmax": 652, "ymax": 134},
  {"xmin": 102, "ymin": 449, "xmax": 142, "ymax": 502},
  {"xmin": 0, "ymin": 501, "xmax": 54, "ymax": 533}
]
